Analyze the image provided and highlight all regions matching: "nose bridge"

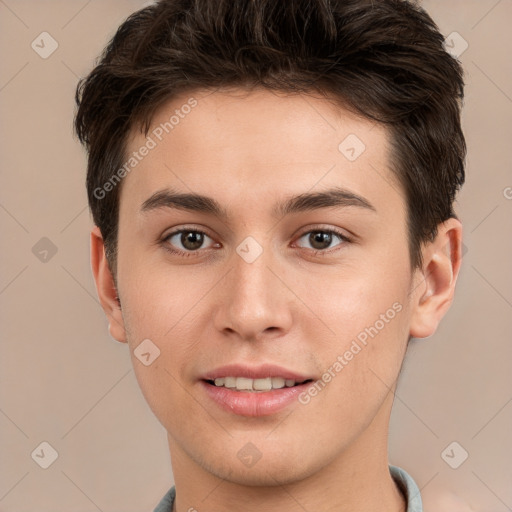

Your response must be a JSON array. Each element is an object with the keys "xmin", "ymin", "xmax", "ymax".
[
  {"xmin": 233, "ymin": 242, "xmax": 273, "ymax": 304},
  {"xmin": 214, "ymin": 236, "xmax": 292, "ymax": 339}
]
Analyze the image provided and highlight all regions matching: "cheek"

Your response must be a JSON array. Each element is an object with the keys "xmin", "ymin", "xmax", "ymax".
[
  {"xmin": 306, "ymin": 261, "xmax": 412, "ymax": 400},
  {"xmin": 120, "ymin": 256, "xmax": 203, "ymax": 337},
  {"xmin": 311, "ymin": 262, "xmax": 410, "ymax": 342},
  {"xmin": 118, "ymin": 264, "xmax": 204, "ymax": 404}
]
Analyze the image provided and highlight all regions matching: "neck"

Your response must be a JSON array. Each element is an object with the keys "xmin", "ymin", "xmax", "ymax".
[{"xmin": 168, "ymin": 392, "xmax": 406, "ymax": 512}]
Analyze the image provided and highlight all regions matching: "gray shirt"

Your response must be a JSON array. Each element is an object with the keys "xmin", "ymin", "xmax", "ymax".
[{"xmin": 153, "ymin": 465, "xmax": 422, "ymax": 511}]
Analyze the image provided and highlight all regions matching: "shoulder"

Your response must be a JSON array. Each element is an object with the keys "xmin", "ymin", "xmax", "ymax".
[
  {"xmin": 153, "ymin": 486, "xmax": 176, "ymax": 512},
  {"xmin": 390, "ymin": 466, "xmax": 474, "ymax": 512},
  {"xmin": 390, "ymin": 465, "xmax": 423, "ymax": 512}
]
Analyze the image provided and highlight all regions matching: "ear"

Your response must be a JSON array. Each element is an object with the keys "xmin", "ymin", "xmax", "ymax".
[
  {"xmin": 90, "ymin": 226, "xmax": 127, "ymax": 343},
  {"xmin": 409, "ymin": 218, "xmax": 463, "ymax": 339}
]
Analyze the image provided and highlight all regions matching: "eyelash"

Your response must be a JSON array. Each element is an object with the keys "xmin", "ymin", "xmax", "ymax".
[{"xmin": 161, "ymin": 226, "xmax": 352, "ymax": 259}]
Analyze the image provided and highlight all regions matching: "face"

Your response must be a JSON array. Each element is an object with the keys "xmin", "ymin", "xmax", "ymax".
[{"xmin": 103, "ymin": 88, "xmax": 434, "ymax": 485}]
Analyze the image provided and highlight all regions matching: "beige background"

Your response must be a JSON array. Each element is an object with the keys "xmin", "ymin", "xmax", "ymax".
[{"xmin": 0, "ymin": 1, "xmax": 511, "ymax": 511}]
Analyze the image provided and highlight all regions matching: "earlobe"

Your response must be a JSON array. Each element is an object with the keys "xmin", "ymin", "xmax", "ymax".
[
  {"xmin": 409, "ymin": 218, "xmax": 463, "ymax": 339},
  {"xmin": 90, "ymin": 226, "xmax": 127, "ymax": 343}
]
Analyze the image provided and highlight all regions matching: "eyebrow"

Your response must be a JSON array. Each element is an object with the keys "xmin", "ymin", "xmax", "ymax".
[{"xmin": 140, "ymin": 186, "xmax": 376, "ymax": 219}]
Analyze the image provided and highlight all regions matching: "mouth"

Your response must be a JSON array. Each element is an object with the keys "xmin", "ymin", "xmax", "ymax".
[
  {"xmin": 200, "ymin": 364, "xmax": 316, "ymax": 416},
  {"xmin": 204, "ymin": 376, "xmax": 314, "ymax": 392}
]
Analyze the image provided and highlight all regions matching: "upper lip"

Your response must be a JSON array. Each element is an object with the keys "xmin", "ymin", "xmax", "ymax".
[{"xmin": 202, "ymin": 364, "xmax": 314, "ymax": 382}]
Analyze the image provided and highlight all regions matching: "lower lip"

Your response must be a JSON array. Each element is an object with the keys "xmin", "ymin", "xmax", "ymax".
[{"xmin": 201, "ymin": 380, "xmax": 310, "ymax": 417}]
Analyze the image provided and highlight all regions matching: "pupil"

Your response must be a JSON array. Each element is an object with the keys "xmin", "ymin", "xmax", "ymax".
[
  {"xmin": 182, "ymin": 231, "xmax": 203, "ymax": 250},
  {"xmin": 310, "ymin": 231, "xmax": 331, "ymax": 250}
]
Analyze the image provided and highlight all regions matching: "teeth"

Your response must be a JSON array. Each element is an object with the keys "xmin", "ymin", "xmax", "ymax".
[
  {"xmin": 236, "ymin": 377, "xmax": 253, "ymax": 390},
  {"xmin": 253, "ymin": 377, "xmax": 272, "ymax": 391},
  {"xmin": 224, "ymin": 376, "xmax": 237, "ymax": 388},
  {"xmin": 272, "ymin": 377, "xmax": 285, "ymax": 389},
  {"xmin": 212, "ymin": 376, "xmax": 298, "ymax": 391}
]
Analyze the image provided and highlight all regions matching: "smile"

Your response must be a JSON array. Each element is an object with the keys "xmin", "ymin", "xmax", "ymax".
[{"xmin": 208, "ymin": 376, "xmax": 311, "ymax": 391}]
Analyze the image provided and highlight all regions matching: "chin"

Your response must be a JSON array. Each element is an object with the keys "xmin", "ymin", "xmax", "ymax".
[
  {"xmin": 195, "ymin": 443, "xmax": 327, "ymax": 488},
  {"xmin": 210, "ymin": 462, "xmax": 313, "ymax": 487}
]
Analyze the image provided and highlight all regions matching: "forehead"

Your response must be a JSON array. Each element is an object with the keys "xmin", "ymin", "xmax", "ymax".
[{"xmin": 120, "ymin": 87, "xmax": 403, "ymax": 217}]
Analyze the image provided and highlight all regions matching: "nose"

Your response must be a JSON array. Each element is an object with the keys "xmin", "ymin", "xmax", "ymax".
[{"xmin": 213, "ymin": 241, "xmax": 294, "ymax": 342}]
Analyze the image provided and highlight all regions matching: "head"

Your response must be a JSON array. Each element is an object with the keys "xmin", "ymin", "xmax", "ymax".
[{"xmin": 75, "ymin": 0, "xmax": 465, "ymax": 487}]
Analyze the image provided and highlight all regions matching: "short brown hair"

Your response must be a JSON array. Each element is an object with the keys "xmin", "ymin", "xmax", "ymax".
[{"xmin": 74, "ymin": 0, "xmax": 466, "ymax": 278}]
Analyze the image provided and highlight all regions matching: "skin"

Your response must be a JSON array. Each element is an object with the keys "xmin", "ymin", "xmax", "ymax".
[{"xmin": 91, "ymin": 88, "xmax": 462, "ymax": 512}]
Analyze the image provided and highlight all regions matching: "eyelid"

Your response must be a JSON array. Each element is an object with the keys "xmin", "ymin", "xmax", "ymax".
[
  {"xmin": 294, "ymin": 224, "xmax": 352, "ymax": 241},
  {"xmin": 292, "ymin": 225, "xmax": 352, "ymax": 252},
  {"xmin": 161, "ymin": 224, "xmax": 353, "ymax": 257},
  {"xmin": 162, "ymin": 224, "xmax": 216, "ymax": 240},
  {"xmin": 161, "ymin": 225, "xmax": 219, "ymax": 256}
]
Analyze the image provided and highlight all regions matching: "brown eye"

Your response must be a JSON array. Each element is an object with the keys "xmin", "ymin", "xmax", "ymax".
[
  {"xmin": 295, "ymin": 229, "xmax": 347, "ymax": 252},
  {"xmin": 308, "ymin": 231, "xmax": 333, "ymax": 250},
  {"xmin": 164, "ymin": 229, "xmax": 215, "ymax": 253},
  {"xmin": 180, "ymin": 231, "xmax": 204, "ymax": 250}
]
